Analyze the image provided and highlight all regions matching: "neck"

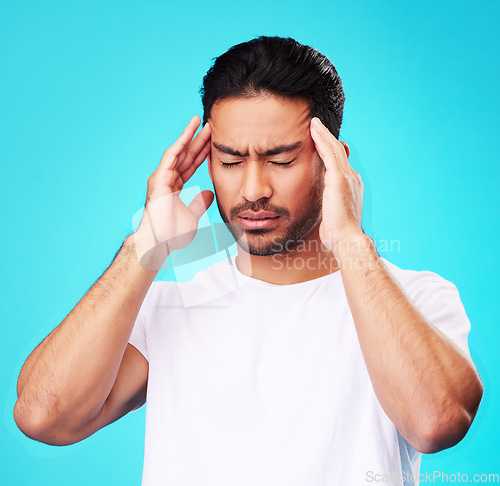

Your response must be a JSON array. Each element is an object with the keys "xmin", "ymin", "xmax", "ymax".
[{"xmin": 234, "ymin": 224, "xmax": 340, "ymax": 285}]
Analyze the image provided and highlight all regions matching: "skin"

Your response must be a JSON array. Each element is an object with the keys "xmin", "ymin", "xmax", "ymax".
[
  {"xmin": 207, "ymin": 94, "xmax": 483, "ymax": 453},
  {"xmin": 14, "ymin": 94, "xmax": 483, "ymax": 456},
  {"xmin": 208, "ymin": 94, "xmax": 346, "ymax": 284}
]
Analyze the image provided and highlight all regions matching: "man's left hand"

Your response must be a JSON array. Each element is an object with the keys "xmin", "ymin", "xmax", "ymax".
[{"xmin": 310, "ymin": 117, "xmax": 364, "ymax": 256}]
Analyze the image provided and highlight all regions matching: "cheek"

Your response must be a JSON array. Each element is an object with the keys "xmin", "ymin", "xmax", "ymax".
[
  {"xmin": 212, "ymin": 169, "xmax": 240, "ymax": 200},
  {"xmin": 273, "ymin": 165, "xmax": 317, "ymax": 196},
  {"xmin": 271, "ymin": 174, "xmax": 299, "ymax": 197}
]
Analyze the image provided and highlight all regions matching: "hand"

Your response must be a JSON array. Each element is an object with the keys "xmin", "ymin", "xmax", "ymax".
[
  {"xmin": 310, "ymin": 117, "xmax": 364, "ymax": 256},
  {"xmin": 134, "ymin": 115, "xmax": 214, "ymax": 270}
]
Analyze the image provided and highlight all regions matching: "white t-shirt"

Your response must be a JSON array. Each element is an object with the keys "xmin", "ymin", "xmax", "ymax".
[{"xmin": 128, "ymin": 255, "xmax": 472, "ymax": 486}]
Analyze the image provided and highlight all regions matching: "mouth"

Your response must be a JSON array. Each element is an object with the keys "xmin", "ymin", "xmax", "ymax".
[{"xmin": 237, "ymin": 211, "xmax": 281, "ymax": 229}]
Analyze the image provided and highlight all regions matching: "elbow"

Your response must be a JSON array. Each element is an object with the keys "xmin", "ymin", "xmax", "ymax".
[
  {"xmin": 413, "ymin": 414, "xmax": 470, "ymax": 454},
  {"xmin": 412, "ymin": 400, "xmax": 482, "ymax": 454},
  {"xmin": 14, "ymin": 399, "xmax": 53, "ymax": 443},
  {"xmin": 413, "ymin": 372, "xmax": 484, "ymax": 454},
  {"xmin": 13, "ymin": 399, "xmax": 82, "ymax": 446}
]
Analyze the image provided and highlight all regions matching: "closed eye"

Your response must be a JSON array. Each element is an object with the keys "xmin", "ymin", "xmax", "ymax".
[
  {"xmin": 221, "ymin": 160, "xmax": 295, "ymax": 168},
  {"xmin": 220, "ymin": 162, "xmax": 241, "ymax": 168},
  {"xmin": 271, "ymin": 160, "xmax": 294, "ymax": 166}
]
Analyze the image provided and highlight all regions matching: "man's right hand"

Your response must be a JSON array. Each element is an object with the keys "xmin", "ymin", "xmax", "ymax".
[
  {"xmin": 13, "ymin": 117, "xmax": 214, "ymax": 445},
  {"xmin": 134, "ymin": 115, "xmax": 214, "ymax": 270}
]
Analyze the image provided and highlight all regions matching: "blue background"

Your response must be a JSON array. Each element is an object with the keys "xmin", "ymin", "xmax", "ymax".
[{"xmin": 1, "ymin": 0, "xmax": 498, "ymax": 484}]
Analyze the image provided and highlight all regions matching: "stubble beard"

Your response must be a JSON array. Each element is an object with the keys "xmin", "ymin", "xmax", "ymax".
[{"xmin": 215, "ymin": 167, "xmax": 325, "ymax": 257}]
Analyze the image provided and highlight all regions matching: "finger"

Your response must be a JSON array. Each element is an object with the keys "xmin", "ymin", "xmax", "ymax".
[
  {"xmin": 311, "ymin": 118, "xmax": 352, "ymax": 177},
  {"xmin": 350, "ymin": 166, "xmax": 362, "ymax": 183},
  {"xmin": 158, "ymin": 115, "xmax": 201, "ymax": 171},
  {"xmin": 311, "ymin": 118, "xmax": 350, "ymax": 175},
  {"xmin": 339, "ymin": 144, "xmax": 357, "ymax": 179},
  {"xmin": 312, "ymin": 118, "xmax": 361, "ymax": 183},
  {"xmin": 310, "ymin": 119, "xmax": 346, "ymax": 177},
  {"xmin": 180, "ymin": 138, "xmax": 212, "ymax": 182},
  {"xmin": 338, "ymin": 144, "xmax": 359, "ymax": 180},
  {"xmin": 176, "ymin": 122, "xmax": 212, "ymax": 174},
  {"xmin": 188, "ymin": 190, "xmax": 214, "ymax": 221}
]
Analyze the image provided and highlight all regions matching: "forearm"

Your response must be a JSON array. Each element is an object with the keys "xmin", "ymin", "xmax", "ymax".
[
  {"xmin": 15, "ymin": 233, "xmax": 158, "ymax": 433},
  {"xmin": 335, "ymin": 233, "xmax": 482, "ymax": 452}
]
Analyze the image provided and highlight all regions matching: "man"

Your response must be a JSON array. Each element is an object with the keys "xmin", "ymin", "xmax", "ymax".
[{"xmin": 14, "ymin": 36, "xmax": 482, "ymax": 485}]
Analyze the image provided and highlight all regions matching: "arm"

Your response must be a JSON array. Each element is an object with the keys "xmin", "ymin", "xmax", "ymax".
[
  {"xmin": 14, "ymin": 235, "xmax": 156, "ymax": 445},
  {"xmin": 335, "ymin": 233, "xmax": 483, "ymax": 453},
  {"xmin": 14, "ymin": 115, "xmax": 214, "ymax": 445},
  {"xmin": 309, "ymin": 116, "xmax": 483, "ymax": 453}
]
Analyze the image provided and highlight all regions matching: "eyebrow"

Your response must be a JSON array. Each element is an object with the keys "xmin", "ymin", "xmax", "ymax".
[{"xmin": 212, "ymin": 141, "xmax": 302, "ymax": 157}]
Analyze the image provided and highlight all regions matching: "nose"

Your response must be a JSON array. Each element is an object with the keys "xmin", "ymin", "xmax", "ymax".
[{"xmin": 240, "ymin": 161, "xmax": 273, "ymax": 202}]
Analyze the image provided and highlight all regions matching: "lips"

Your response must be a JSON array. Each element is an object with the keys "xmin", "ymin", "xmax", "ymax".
[
  {"xmin": 237, "ymin": 211, "xmax": 280, "ymax": 220},
  {"xmin": 236, "ymin": 211, "xmax": 281, "ymax": 230}
]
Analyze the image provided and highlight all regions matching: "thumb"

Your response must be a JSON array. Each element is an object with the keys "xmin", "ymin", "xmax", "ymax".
[{"xmin": 188, "ymin": 190, "xmax": 214, "ymax": 221}]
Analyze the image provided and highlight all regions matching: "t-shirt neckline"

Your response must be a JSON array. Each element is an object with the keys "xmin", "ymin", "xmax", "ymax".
[{"xmin": 229, "ymin": 254, "xmax": 342, "ymax": 289}]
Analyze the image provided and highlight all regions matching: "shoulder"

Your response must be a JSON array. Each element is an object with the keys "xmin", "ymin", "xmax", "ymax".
[
  {"xmin": 380, "ymin": 257, "xmax": 459, "ymax": 297},
  {"xmin": 145, "ymin": 256, "xmax": 240, "ymax": 309},
  {"xmin": 380, "ymin": 257, "xmax": 471, "ymax": 355}
]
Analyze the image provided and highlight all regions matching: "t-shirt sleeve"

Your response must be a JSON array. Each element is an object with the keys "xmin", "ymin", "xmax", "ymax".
[
  {"xmin": 128, "ymin": 286, "xmax": 152, "ymax": 363},
  {"xmin": 404, "ymin": 272, "xmax": 472, "ymax": 359}
]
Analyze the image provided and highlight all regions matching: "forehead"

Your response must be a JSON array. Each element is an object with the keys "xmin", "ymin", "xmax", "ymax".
[{"xmin": 209, "ymin": 95, "xmax": 311, "ymax": 151}]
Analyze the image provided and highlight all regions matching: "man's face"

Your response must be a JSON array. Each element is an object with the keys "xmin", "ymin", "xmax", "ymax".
[{"xmin": 208, "ymin": 94, "xmax": 325, "ymax": 256}]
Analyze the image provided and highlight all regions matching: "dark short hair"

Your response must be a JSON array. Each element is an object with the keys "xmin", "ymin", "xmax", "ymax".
[{"xmin": 200, "ymin": 35, "xmax": 345, "ymax": 139}]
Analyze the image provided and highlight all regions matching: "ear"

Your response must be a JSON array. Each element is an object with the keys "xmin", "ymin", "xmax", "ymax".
[{"xmin": 340, "ymin": 141, "xmax": 350, "ymax": 159}]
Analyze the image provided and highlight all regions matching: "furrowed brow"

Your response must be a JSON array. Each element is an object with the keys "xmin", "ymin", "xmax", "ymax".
[{"xmin": 213, "ymin": 141, "xmax": 302, "ymax": 157}]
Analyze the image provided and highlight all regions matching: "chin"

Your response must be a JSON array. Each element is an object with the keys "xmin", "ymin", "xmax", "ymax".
[{"xmin": 235, "ymin": 231, "xmax": 286, "ymax": 257}]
